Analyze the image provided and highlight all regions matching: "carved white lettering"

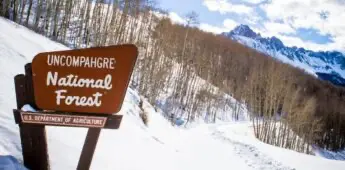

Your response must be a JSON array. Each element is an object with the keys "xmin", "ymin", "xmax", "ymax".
[
  {"xmin": 55, "ymin": 89, "xmax": 103, "ymax": 107},
  {"xmin": 55, "ymin": 89, "xmax": 67, "ymax": 105},
  {"xmin": 47, "ymin": 72, "xmax": 58, "ymax": 86},
  {"xmin": 46, "ymin": 55, "xmax": 116, "ymax": 69},
  {"xmin": 46, "ymin": 71, "xmax": 112, "ymax": 90}
]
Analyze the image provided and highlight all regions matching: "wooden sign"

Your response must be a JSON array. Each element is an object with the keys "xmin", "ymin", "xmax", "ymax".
[
  {"xmin": 31, "ymin": 44, "xmax": 138, "ymax": 114},
  {"xmin": 14, "ymin": 44, "xmax": 136, "ymax": 170}
]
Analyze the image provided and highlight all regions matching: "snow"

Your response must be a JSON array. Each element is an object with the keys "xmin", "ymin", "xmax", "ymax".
[
  {"xmin": 0, "ymin": 155, "xmax": 27, "ymax": 170},
  {"xmin": 313, "ymin": 146, "xmax": 345, "ymax": 161},
  {"xmin": 1, "ymin": 17, "xmax": 345, "ymax": 170},
  {"xmin": 214, "ymin": 123, "xmax": 345, "ymax": 170},
  {"xmin": 232, "ymin": 35, "xmax": 345, "ymax": 79},
  {"xmin": 20, "ymin": 105, "xmax": 36, "ymax": 112},
  {"xmin": 233, "ymin": 35, "xmax": 318, "ymax": 77}
]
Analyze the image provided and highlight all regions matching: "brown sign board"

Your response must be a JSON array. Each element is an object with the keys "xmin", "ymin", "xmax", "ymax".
[{"xmin": 32, "ymin": 44, "xmax": 138, "ymax": 114}]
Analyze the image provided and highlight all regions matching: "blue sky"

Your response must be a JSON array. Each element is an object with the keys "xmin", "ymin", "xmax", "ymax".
[{"xmin": 157, "ymin": 0, "xmax": 345, "ymax": 52}]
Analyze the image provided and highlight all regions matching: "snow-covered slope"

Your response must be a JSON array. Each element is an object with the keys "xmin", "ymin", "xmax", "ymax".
[
  {"xmin": 223, "ymin": 25, "xmax": 345, "ymax": 86},
  {"xmin": 0, "ymin": 155, "xmax": 27, "ymax": 170},
  {"xmin": 1, "ymin": 17, "xmax": 345, "ymax": 170}
]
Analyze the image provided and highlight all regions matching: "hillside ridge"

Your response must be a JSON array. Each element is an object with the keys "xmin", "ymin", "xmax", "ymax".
[{"xmin": 223, "ymin": 25, "xmax": 345, "ymax": 86}]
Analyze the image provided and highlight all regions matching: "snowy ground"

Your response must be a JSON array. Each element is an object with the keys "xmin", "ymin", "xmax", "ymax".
[{"xmin": 1, "ymin": 17, "xmax": 345, "ymax": 170}]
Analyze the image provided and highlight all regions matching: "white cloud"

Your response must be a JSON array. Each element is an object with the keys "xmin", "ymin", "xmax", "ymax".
[
  {"xmin": 263, "ymin": 22, "xmax": 296, "ymax": 34},
  {"xmin": 199, "ymin": 19, "xmax": 239, "ymax": 34},
  {"xmin": 261, "ymin": 0, "xmax": 345, "ymax": 51},
  {"xmin": 168, "ymin": 12, "xmax": 186, "ymax": 25},
  {"xmin": 165, "ymin": 11, "xmax": 240, "ymax": 35},
  {"xmin": 203, "ymin": 0, "xmax": 253, "ymax": 15},
  {"xmin": 278, "ymin": 35, "xmax": 339, "ymax": 52},
  {"xmin": 241, "ymin": 0, "xmax": 265, "ymax": 4},
  {"xmin": 256, "ymin": 26, "xmax": 341, "ymax": 52},
  {"xmin": 200, "ymin": 24, "xmax": 229, "ymax": 34},
  {"xmin": 244, "ymin": 15, "xmax": 261, "ymax": 25},
  {"xmin": 223, "ymin": 19, "xmax": 238, "ymax": 30}
]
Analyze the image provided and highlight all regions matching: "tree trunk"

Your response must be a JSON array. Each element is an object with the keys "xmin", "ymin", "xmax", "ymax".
[
  {"xmin": 0, "ymin": 0, "xmax": 3, "ymax": 16},
  {"xmin": 19, "ymin": 0, "xmax": 27, "ymax": 24},
  {"xmin": 25, "ymin": 0, "xmax": 33, "ymax": 26},
  {"xmin": 33, "ymin": 0, "xmax": 43, "ymax": 31},
  {"xmin": 12, "ymin": 0, "xmax": 18, "ymax": 22},
  {"xmin": 44, "ymin": 0, "xmax": 52, "ymax": 36},
  {"xmin": 3, "ymin": 0, "xmax": 11, "ymax": 18}
]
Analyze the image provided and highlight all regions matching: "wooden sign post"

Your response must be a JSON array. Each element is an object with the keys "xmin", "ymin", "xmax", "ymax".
[{"xmin": 13, "ymin": 44, "xmax": 138, "ymax": 170}]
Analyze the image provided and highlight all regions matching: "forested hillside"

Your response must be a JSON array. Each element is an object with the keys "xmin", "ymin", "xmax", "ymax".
[{"xmin": 0, "ymin": 0, "xmax": 344, "ymax": 154}]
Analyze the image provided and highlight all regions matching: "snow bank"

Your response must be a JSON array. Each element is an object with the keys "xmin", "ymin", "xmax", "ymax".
[
  {"xmin": 0, "ymin": 155, "xmax": 27, "ymax": 170},
  {"xmin": 313, "ymin": 146, "xmax": 345, "ymax": 161}
]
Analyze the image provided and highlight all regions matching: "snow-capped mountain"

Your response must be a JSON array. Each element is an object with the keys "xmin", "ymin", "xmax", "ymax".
[{"xmin": 223, "ymin": 25, "xmax": 345, "ymax": 86}]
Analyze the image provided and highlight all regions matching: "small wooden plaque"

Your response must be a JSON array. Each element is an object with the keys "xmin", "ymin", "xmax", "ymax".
[{"xmin": 13, "ymin": 110, "xmax": 123, "ymax": 129}]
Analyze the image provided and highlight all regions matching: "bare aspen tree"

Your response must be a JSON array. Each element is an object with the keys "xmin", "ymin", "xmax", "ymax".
[
  {"xmin": 92, "ymin": 0, "xmax": 103, "ymax": 46},
  {"xmin": 174, "ymin": 11, "xmax": 198, "ymax": 89},
  {"xmin": 19, "ymin": 0, "xmax": 27, "ymax": 24},
  {"xmin": 100, "ymin": 0, "xmax": 112, "ymax": 45},
  {"xmin": 83, "ymin": 0, "xmax": 92, "ymax": 46},
  {"xmin": 51, "ymin": 0, "xmax": 61, "ymax": 39},
  {"xmin": 0, "ymin": 0, "xmax": 3, "ymax": 16},
  {"xmin": 2, "ymin": 0, "xmax": 11, "ymax": 18},
  {"xmin": 116, "ymin": 0, "xmax": 130, "ymax": 43},
  {"xmin": 60, "ymin": 0, "xmax": 73, "ymax": 42},
  {"xmin": 43, "ymin": 0, "xmax": 53, "ymax": 36},
  {"xmin": 25, "ymin": 0, "xmax": 33, "ymax": 25},
  {"xmin": 74, "ymin": 0, "xmax": 87, "ymax": 47},
  {"xmin": 107, "ymin": 0, "xmax": 120, "ymax": 45},
  {"xmin": 33, "ymin": 0, "xmax": 43, "ymax": 31},
  {"xmin": 12, "ymin": 0, "xmax": 19, "ymax": 22}
]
